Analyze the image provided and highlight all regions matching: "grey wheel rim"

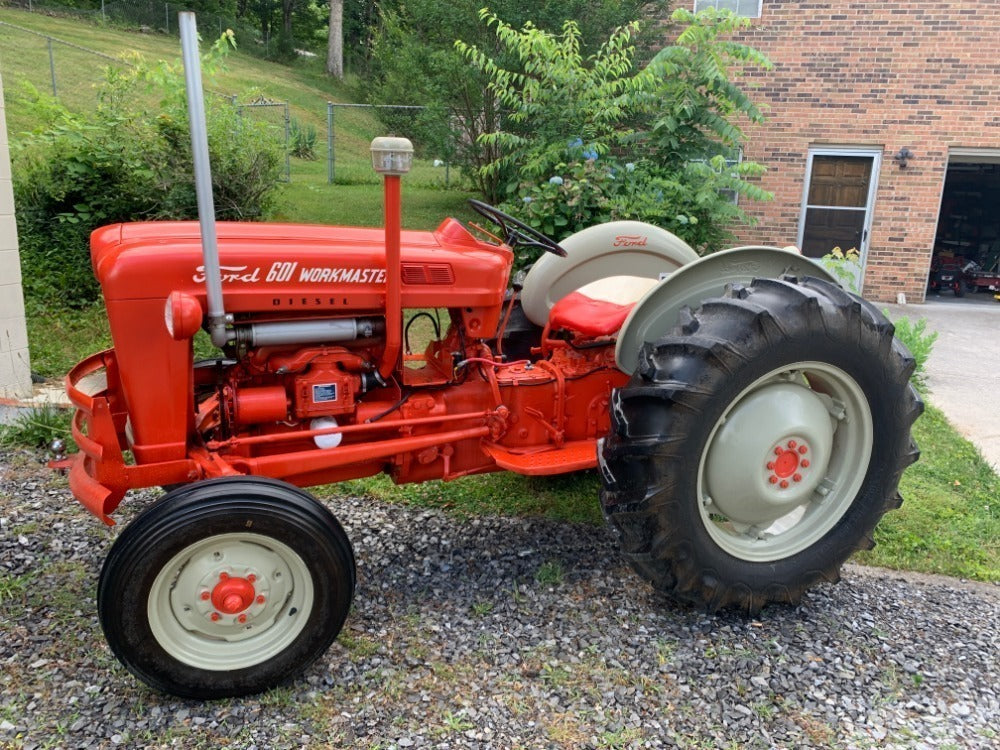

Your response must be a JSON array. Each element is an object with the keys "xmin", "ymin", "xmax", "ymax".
[
  {"xmin": 147, "ymin": 532, "xmax": 314, "ymax": 671},
  {"xmin": 697, "ymin": 362, "xmax": 874, "ymax": 562}
]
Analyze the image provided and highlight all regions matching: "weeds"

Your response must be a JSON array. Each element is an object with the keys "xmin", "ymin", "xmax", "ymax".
[
  {"xmin": 0, "ymin": 404, "xmax": 73, "ymax": 451},
  {"xmin": 891, "ymin": 315, "xmax": 939, "ymax": 391},
  {"xmin": 535, "ymin": 560, "xmax": 565, "ymax": 586}
]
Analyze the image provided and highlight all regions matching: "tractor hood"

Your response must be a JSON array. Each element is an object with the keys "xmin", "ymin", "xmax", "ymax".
[{"xmin": 90, "ymin": 218, "xmax": 512, "ymax": 314}]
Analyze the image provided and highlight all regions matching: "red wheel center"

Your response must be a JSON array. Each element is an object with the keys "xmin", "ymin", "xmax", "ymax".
[
  {"xmin": 211, "ymin": 576, "xmax": 256, "ymax": 614},
  {"xmin": 766, "ymin": 440, "xmax": 810, "ymax": 486},
  {"xmin": 773, "ymin": 450, "xmax": 799, "ymax": 478}
]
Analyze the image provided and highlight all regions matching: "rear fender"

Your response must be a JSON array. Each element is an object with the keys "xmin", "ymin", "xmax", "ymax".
[
  {"xmin": 520, "ymin": 221, "xmax": 699, "ymax": 327},
  {"xmin": 614, "ymin": 247, "xmax": 839, "ymax": 374}
]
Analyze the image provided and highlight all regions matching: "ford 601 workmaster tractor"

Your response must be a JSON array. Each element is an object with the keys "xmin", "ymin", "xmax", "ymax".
[{"xmin": 59, "ymin": 14, "xmax": 921, "ymax": 699}]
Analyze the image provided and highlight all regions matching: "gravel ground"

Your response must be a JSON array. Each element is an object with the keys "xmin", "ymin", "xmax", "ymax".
[{"xmin": 1, "ymin": 449, "xmax": 998, "ymax": 750}]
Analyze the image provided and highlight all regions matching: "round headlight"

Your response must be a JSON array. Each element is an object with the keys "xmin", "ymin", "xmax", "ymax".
[{"xmin": 164, "ymin": 292, "xmax": 204, "ymax": 341}]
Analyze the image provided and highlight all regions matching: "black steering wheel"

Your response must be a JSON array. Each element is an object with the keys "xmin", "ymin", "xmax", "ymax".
[{"xmin": 468, "ymin": 199, "xmax": 568, "ymax": 257}]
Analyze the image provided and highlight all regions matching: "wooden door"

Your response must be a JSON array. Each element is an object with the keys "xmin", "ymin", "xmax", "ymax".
[{"xmin": 799, "ymin": 153, "xmax": 878, "ymax": 260}]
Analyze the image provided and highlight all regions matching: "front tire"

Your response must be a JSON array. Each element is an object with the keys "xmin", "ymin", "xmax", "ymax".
[
  {"xmin": 599, "ymin": 276, "xmax": 922, "ymax": 613},
  {"xmin": 98, "ymin": 477, "xmax": 355, "ymax": 699}
]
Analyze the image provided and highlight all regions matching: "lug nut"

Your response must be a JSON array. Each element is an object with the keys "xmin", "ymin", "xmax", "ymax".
[
  {"xmin": 793, "ymin": 473, "xmax": 802, "ymax": 482},
  {"xmin": 247, "ymin": 574, "xmax": 256, "ymax": 583},
  {"xmin": 210, "ymin": 612, "xmax": 220, "ymax": 622},
  {"xmin": 774, "ymin": 447, "xmax": 782, "ymax": 455},
  {"xmin": 802, "ymin": 459, "xmax": 810, "ymax": 468},
  {"xmin": 787, "ymin": 440, "xmax": 797, "ymax": 449},
  {"xmin": 256, "ymin": 595, "xmax": 266, "ymax": 604},
  {"xmin": 238, "ymin": 614, "xmax": 247, "ymax": 624},
  {"xmin": 766, "ymin": 462, "xmax": 775, "ymax": 470},
  {"xmin": 219, "ymin": 572, "xmax": 229, "ymax": 580},
  {"xmin": 768, "ymin": 476, "xmax": 778, "ymax": 485},
  {"xmin": 798, "ymin": 445, "xmax": 808, "ymax": 454},
  {"xmin": 780, "ymin": 480, "xmax": 789, "ymax": 489},
  {"xmin": 200, "ymin": 591, "xmax": 210, "ymax": 601}
]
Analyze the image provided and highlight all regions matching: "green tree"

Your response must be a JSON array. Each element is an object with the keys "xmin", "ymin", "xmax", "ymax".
[
  {"xmin": 367, "ymin": 0, "xmax": 668, "ymax": 200},
  {"xmin": 458, "ymin": 7, "xmax": 772, "ymax": 260}
]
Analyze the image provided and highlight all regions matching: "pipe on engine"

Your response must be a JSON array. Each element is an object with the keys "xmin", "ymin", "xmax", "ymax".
[
  {"xmin": 232, "ymin": 317, "xmax": 384, "ymax": 348},
  {"xmin": 180, "ymin": 12, "xmax": 228, "ymax": 348}
]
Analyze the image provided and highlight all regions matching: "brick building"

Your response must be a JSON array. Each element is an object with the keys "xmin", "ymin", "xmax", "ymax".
[{"xmin": 698, "ymin": 0, "xmax": 1000, "ymax": 302}]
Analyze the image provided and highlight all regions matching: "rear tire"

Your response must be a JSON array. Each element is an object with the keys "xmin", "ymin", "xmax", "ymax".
[
  {"xmin": 599, "ymin": 276, "xmax": 922, "ymax": 613},
  {"xmin": 98, "ymin": 477, "xmax": 355, "ymax": 699}
]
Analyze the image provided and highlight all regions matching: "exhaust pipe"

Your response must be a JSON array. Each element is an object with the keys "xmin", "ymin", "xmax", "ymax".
[{"xmin": 179, "ymin": 12, "xmax": 228, "ymax": 348}]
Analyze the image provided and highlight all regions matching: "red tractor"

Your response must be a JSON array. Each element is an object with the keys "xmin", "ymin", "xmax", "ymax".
[
  {"xmin": 59, "ymin": 21, "xmax": 921, "ymax": 699},
  {"xmin": 63, "ymin": 187, "xmax": 922, "ymax": 698}
]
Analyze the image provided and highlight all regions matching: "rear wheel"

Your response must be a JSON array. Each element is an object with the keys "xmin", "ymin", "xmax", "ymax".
[
  {"xmin": 599, "ymin": 276, "xmax": 922, "ymax": 613},
  {"xmin": 98, "ymin": 477, "xmax": 355, "ymax": 699}
]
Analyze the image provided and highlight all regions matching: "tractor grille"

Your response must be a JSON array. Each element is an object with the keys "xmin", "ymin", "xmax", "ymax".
[{"xmin": 401, "ymin": 263, "xmax": 455, "ymax": 285}]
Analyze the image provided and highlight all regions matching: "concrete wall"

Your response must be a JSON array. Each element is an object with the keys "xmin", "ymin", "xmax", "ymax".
[
  {"xmin": 728, "ymin": 1, "xmax": 1000, "ymax": 302},
  {"xmin": 0, "ymin": 72, "xmax": 32, "ymax": 399}
]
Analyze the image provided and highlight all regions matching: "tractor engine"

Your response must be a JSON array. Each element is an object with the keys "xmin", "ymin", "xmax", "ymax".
[
  {"xmin": 83, "ymin": 218, "xmax": 512, "ymax": 485},
  {"xmin": 217, "ymin": 346, "xmax": 379, "ymax": 433}
]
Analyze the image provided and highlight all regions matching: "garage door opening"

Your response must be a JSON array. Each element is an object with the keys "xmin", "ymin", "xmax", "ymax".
[{"xmin": 932, "ymin": 152, "xmax": 1000, "ymax": 299}]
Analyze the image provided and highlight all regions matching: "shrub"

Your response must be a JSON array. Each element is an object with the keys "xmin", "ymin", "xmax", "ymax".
[
  {"xmin": 12, "ymin": 34, "xmax": 283, "ymax": 309},
  {"xmin": 819, "ymin": 247, "xmax": 863, "ymax": 293},
  {"xmin": 457, "ymin": 7, "xmax": 772, "ymax": 266},
  {"xmin": 368, "ymin": 0, "xmax": 669, "ymax": 202},
  {"xmin": 891, "ymin": 316, "xmax": 938, "ymax": 392}
]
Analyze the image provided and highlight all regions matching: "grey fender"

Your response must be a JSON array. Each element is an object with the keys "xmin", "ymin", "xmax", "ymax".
[
  {"xmin": 614, "ymin": 247, "xmax": 840, "ymax": 373},
  {"xmin": 520, "ymin": 221, "xmax": 700, "ymax": 327}
]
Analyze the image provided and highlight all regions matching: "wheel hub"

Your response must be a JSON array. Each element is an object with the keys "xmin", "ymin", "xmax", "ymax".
[
  {"xmin": 211, "ymin": 573, "xmax": 257, "ymax": 614},
  {"xmin": 767, "ymin": 439, "xmax": 811, "ymax": 487},
  {"xmin": 704, "ymin": 381, "xmax": 835, "ymax": 527}
]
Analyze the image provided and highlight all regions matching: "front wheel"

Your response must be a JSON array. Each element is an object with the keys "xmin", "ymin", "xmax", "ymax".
[
  {"xmin": 98, "ymin": 477, "xmax": 355, "ymax": 699},
  {"xmin": 599, "ymin": 276, "xmax": 922, "ymax": 613}
]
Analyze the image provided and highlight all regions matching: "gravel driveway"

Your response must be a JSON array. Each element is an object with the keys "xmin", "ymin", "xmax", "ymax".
[{"xmin": 1, "ymin": 450, "xmax": 998, "ymax": 749}]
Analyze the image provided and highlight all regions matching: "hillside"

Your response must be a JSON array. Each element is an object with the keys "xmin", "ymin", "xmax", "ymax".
[{"xmin": 0, "ymin": 6, "xmax": 472, "ymax": 228}]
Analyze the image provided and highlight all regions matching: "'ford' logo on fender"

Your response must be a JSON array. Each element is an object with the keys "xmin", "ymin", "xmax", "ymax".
[{"xmin": 613, "ymin": 235, "xmax": 648, "ymax": 247}]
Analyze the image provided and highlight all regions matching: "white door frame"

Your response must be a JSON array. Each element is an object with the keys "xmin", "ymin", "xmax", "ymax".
[{"xmin": 797, "ymin": 147, "xmax": 882, "ymax": 293}]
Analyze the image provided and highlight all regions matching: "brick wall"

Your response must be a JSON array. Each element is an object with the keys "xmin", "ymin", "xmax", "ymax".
[
  {"xmin": 0, "ymin": 73, "xmax": 31, "ymax": 399},
  {"xmin": 728, "ymin": 1, "xmax": 1000, "ymax": 302}
]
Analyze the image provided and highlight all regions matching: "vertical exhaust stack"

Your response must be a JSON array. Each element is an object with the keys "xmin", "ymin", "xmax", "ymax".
[{"xmin": 179, "ymin": 12, "xmax": 228, "ymax": 348}]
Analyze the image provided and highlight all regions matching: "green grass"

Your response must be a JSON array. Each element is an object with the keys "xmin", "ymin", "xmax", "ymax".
[
  {"xmin": 855, "ymin": 403, "xmax": 1000, "ymax": 579},
  {"xmin": 24, "ymin": 304, "xmax": 112, "ymax": 378},
  {"xmin": 0, "ymin": 7, "xmax": 463, "ymax": 181},
  {"xmin": 331, "ymin": 471, "xmax": 602, "ymax": 524}
]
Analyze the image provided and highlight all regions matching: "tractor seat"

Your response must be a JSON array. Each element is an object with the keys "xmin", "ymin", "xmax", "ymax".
[{"xmin": 547, "ymin": 275, "xmax": 660, "ymax": 338}]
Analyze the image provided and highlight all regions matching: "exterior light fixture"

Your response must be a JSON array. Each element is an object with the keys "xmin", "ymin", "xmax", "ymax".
[
  {"xmin": 370, "ymin": 136, "xmax": 414, "ymax": 176},
  {"xmin": 893, "ymin": 147, "xmax": 913, "ymax": 168}
]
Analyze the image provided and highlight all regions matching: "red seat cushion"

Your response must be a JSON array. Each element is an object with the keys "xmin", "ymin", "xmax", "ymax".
[{"xmin": 547, "ymin": 291, "xmax": 635, "ymax": 338}]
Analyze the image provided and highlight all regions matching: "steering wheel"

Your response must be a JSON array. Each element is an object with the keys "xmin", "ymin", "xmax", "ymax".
[{"xmin": 468, "ymin": 199, "xmax": 568, "ymax": 257}]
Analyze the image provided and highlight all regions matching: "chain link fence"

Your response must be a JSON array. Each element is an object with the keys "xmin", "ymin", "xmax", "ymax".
[
  {"xmin": 326, "ymin": 103, "xmax": 452, "ymax": 188},
  {"xmin": 1, "ymin": 17, "xmax": 290, "ymax": 178},
  {"xmin": 1, "ymin": 5, "xmax": 457, "ymax": 188},
  {"xmin": 237, "ymin": 97, "xmax": 291, "ymax": 183},
  {"xmin": 4, "ymin": 0, "xmax": 279, "ymax": 57}
]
